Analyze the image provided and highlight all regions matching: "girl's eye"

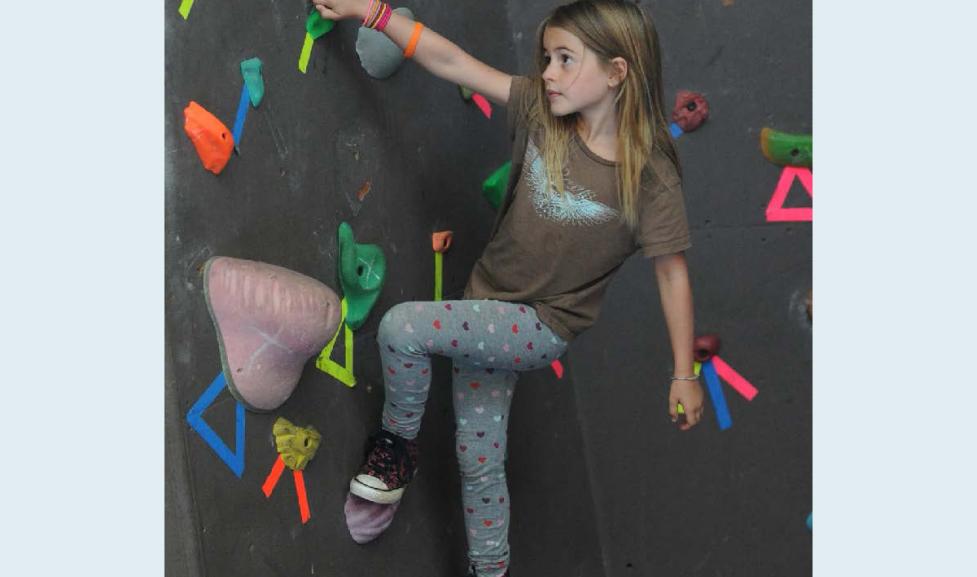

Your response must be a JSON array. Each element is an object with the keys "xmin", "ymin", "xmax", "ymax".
[{"xmin": 562, "ymin": 55, "xmax": 572, "ymax": 64}]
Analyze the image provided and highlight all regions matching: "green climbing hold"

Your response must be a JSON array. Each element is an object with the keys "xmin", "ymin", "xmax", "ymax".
[
  {"xmin": 459, "ymin": 85, "xmax": 474, "ymax": 101},
  {"xmin": 307, "ymin": 11, "xmax": 335, "ymax": 40},
  {"xmin": 482, "ymin": 162, "xmax": 511, "ymax": 210},
  {"xmin": 338, "ymin": 222, "xmax": 386, "ymax": 331},
  {"xmin": 240, "ymin": 58, "xmax": 264, "ymax": 107},
  {"xmin": 760, "ymin": 127, "xmax": 812, "ymax": 168},
  {"xmin": 273, "ymin": 417, "xmax": 321, "ymax": 471}
]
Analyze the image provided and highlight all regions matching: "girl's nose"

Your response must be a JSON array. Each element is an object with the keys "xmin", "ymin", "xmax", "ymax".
[{"xmin": 542, "ymin": 61, "xmax": 558, "ymax": 82}]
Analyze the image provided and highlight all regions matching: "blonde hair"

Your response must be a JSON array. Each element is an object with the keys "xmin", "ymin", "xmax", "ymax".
[{"xmin": 519, "ymin": 0, "xmax": 681, "ymax": 230}]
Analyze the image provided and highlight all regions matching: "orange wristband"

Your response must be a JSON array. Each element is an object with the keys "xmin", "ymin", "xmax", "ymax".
[{"xmin": 403, "ymin": 22, "xmax": 424, "ymax": 59}]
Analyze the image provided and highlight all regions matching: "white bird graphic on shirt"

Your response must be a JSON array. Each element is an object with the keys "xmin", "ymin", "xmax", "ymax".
[{"xmin": 523, "ymin": 139, "xmax": 618, "ymax": 226}]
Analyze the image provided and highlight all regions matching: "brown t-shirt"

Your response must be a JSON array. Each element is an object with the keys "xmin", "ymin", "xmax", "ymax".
[{"xmin": 464, "ymin": 76, "xmax": 691, "ymax": 342}]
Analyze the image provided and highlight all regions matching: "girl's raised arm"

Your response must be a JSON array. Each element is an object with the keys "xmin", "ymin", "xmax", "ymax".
[{"xmin": 312, "ymin": 0, "xmax": 514, "ymax": 105}]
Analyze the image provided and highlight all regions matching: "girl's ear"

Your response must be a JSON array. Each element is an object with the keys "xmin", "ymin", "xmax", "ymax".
[{"xmin": 608, "ymin": 57, "xmax": 628, "ymax": 88}]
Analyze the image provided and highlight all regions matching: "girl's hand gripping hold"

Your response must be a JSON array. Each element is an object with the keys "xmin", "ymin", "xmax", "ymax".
[
  {"xmin": 311, "ymin": 0, "xmax": 369, "ymax": 21},
  {"xmin": 669, "ymin": 378, "xmax": 705, "ymax": 431}
]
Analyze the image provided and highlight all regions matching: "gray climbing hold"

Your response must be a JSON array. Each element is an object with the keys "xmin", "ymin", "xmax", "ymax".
[{"xmin": 355, "ymin": 7, "xmax": 414, "ymax": 79}]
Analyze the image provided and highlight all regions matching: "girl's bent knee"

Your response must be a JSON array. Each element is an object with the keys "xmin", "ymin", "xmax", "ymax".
[{"xmin": 378, "ymin": 302, "xmax": 415, "ymax": 342}]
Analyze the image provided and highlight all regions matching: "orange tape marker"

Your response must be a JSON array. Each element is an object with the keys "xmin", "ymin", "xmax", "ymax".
[
  {"xmin": 294, "ymin": 470, "xmax": 311, "ymax": 524},
  {"xmin": 262, "ymin": 455, "xmax": 287, "ymax": 497}
]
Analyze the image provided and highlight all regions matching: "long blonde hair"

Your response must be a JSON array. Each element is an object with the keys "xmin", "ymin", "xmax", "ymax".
[{"xmin": 519, "ymin": 0, "xmax": 681, "ymax": 230}]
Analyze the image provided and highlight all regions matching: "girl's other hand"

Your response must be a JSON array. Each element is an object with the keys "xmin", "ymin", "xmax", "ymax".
[
  {"xmin": 310, "ymin": 0, "xmax": 369, "ymax": 21},
  {"xmin": 669, "ymin": 379, "xmax": 705, "ymax": 431}
]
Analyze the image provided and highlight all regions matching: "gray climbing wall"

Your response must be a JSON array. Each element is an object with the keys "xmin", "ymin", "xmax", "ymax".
[{"xmin": 165, "ymin": 1, "xmax": 811, "ymax": 576}]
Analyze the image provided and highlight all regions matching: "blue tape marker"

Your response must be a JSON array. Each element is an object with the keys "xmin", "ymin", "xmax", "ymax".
[
  {"xmin": 702, "ymin": 360, "xmax": 732, "ymax": 430},
  {"xmin": 232, "ymin": 84, "xmax": 250, "ymax": 147},
  {"xmin": 806, "ymin": 512, "xmax": 812, "ymax": 531},
  {"xmin": 669, "ymin": 122, "xmax": 684, "ymax": 139},
  {"xmin": 186, "ymin": 372, "xmax": 246, "ymax": 477}
]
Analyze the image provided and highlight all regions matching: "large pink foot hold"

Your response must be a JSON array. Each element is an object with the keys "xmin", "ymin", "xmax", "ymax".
[
  {"xmin": 344, "ymin": 492, "xmax": 400, "ymax": 544},
  {"xmin": 203, "ymin": 257, "xmax": 341, "ymax": 412}
]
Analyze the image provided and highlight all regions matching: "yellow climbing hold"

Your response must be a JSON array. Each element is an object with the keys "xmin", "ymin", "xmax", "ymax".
[{"xmin": 273, "ymin": 417, "xmax": 322, "ymax": 471}]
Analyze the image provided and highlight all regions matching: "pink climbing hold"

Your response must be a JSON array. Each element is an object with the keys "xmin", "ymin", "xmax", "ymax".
[
  {"xmin": 671, "ymin": 90, "xmax": 709, "ymax": 133},
  {"xmin": 204, "ymin": 257, "xmax": 342, "ymax": 412},
  {"xmin": 344, "ymin": 492, "xmax": 401, "ymax": 544}
]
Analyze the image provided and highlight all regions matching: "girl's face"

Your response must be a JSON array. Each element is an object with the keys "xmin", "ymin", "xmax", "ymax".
[{"xmin": 541, "ymin": 26, "xmax": 613, "ymax": 117}]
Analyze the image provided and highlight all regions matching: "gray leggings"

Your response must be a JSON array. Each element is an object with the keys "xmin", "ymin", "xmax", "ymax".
[{"xmin": 376, "ymin": 299, "xmax": 568, "ymax": 577}]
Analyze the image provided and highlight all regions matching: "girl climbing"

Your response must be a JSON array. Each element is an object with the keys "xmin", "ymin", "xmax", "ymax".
[{"xmin": 310, "ymin": 0, "xmax": 704, "ymax": 575}]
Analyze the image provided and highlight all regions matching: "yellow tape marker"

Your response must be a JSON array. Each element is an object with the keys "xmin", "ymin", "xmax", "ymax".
[
  {"xmin": 178, "ymin": 0, "xmax": 195, "ymax": 20},
  {"xmin": 434, "ymin": 252, "xmax": 443, "ymax": 301},
  {"xmin": 315, "ymin": 298, "xmax": 356, "ymax": 387},
  {"xmin": 693, "ymin": 361, "xmax": 702, "ymax": 376},
  {"xmin": 298, "ymin": 33, "xmax": 314, "ymax": 73}
]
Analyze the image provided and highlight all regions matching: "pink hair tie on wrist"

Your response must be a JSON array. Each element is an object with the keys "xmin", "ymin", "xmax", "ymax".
[{"xmin": 375, "ymin": 4, "xmax": 393, "ymax": 31}]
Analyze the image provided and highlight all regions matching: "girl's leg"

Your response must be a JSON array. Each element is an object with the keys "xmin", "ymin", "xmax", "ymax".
[
  {"xmin": 375, "ymin": 299, "xmax": 566, "ymax": 439},
  {"xmin": 353, "ymin": 298, "xmax": 566, "ymax": 545},
  {"xmin": 453, "ymin": 363, "xmax": 517, "ymax": 577}
]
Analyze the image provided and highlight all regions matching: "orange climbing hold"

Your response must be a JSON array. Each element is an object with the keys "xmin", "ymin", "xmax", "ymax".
[
  {"xmin": 432, "ymin": 230, "xmax": 454, "ymax": 253},
  {"xmin": 183, "ymin": 101, "xmax": 234, "ymax": 175}
]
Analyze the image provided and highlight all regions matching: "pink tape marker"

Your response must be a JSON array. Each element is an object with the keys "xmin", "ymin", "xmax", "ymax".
[
  {"xmin": 550, "ymin": 359, "xmax": 564, "ymax": 379},
  {"xmin": 765, "ymin": 166, "xmax": 812, "ymax": 222},
  {"xmin": 471, "ymin": 93, "xmax": 493, "ymax": 119},
  {"xmin": 711, "ymin": 355, "xmax": 758, "ymax": 401}
]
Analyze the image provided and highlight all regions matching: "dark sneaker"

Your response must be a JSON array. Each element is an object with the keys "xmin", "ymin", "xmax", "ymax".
[{"xmin": 349, "ymin": 429, "xmax": 418, "ymax": 504}]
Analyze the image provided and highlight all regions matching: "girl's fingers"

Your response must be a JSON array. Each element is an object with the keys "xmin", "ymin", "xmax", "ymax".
[
  {"xmin": 316, "ymin": 6, "xmax": 341, "ymax": 19},
  {"xmin": 677, "ymin": 404, "xmax": 703, "ymax": 430}
]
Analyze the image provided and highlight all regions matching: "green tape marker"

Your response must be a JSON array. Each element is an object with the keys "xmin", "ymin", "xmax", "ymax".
[
  {"xmin": 298, "ymin": 33, "xmax": 314, "ymax": 73},
  {"xmin": 315, "ymin": 298, "xmax": 356, "ymax": 387},
  {"xmin": 178, "ymin": 0, "xmax": 194, "ymax": 20},
  {"xmin": 434, "ymin": 252, "xmax": 443, "ymax": 301}
]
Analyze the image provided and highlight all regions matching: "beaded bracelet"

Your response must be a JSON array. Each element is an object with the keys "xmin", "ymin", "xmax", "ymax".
[
  {"xmin": 670, "ymin": 375, "xmax": 699, "ymax": 381},
  {"xmin": 375, "ymin": 3, "xmax": 393, "ymax": 31},
  {"xmin": 362, "ymin": 0, "xmax": 380, "ymax": 27},
  {"xmin": 367, "ymin": 4, "xmax": 385, "ymax": 28}
]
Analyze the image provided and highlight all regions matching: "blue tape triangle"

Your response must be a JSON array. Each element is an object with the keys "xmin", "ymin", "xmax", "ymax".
[
  {"xmin": 702, "ymin": 360, "xmax": 733, "ymax": 430},
  {"xmin": 669, "ymin": 122, "xmax": 684, "ymax": 139},
  {"xmin": 186, "ymin": 372, "xmax": 246, "ymax": 477},
  {"xmin": 232, "ymin": 84, "xmax": 249, "ymax": 147}
]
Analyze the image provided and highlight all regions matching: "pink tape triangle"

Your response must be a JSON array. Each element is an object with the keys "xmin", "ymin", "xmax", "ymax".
[
  {"xmin": 711, "ymin": 355, "xmax": 758, "ymax": 401},
  {"xmin": 765, "ymin": 166, "xmax": 812, "ymax": 222}
]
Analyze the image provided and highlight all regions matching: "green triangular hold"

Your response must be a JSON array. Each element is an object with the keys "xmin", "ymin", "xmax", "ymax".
[
  {"xmin": 482, "ymin": 162, "xmax": 511, "ymax": 210},
  {"xmin": 307, "ymin": 11, "xmax": 335, "ymax": 40},
  {"xmin": 240, "ymin": 58, "xmax": 264, "ymax": 107},
  {"xmin": 337, "ymin": 222, "xmax": 386, "ymax": 331}
]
